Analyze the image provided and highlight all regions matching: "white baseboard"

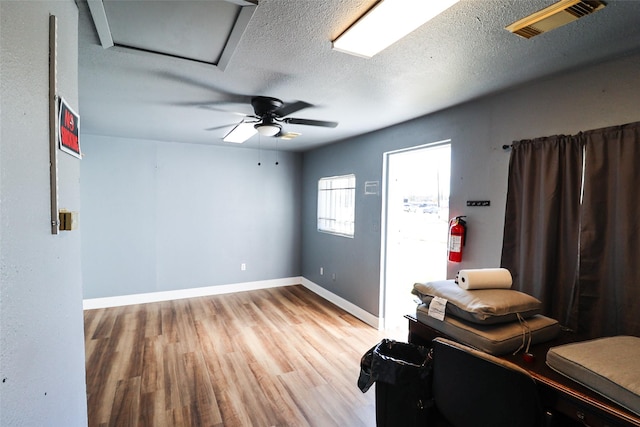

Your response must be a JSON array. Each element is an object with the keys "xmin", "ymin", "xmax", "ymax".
[
  {"xmin": 300, "ymin": 278, "xmax": 380, "ymax": 329},
  {"xmin": 82, "ymin": 277, "xmax": 302, "ymax": 310},
  {"xmin": 82, "ymin": 276, "xmax": 381, "ymax": 330}
]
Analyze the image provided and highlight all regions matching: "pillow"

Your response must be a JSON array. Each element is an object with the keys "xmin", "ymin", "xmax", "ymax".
[
  {"xmin": 412, "ymin": 280, "xmax": 542, "ymax": 325},
  {"xmin": 547, "ymin": 336, "xmax": 640, "ymax": 416},
  {"xmin": 416, "ymin": 306, "xmax": 560, "ymax": 355}
]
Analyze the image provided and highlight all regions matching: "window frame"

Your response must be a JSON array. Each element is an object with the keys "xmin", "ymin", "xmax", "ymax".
[{"xmin": 317, "ymin": 174, "xmax": 356, "ymax": 238}]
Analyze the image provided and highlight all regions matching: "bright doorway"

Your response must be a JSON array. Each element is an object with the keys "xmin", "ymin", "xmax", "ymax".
[{"xmin": 381, "ymin": 142, "xmax": 451, "ymax": 335}]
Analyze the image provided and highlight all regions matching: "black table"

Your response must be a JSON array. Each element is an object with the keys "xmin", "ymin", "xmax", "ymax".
[{"xmin": 406, "ymin": 315, "xmax": 640, "ymax": 427}]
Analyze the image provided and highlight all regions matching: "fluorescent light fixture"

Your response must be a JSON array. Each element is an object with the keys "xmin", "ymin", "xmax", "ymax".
[
  {"xmin": 332, "ymin": 0, "xmax": 459, "ymax": 58},
  {"xmin": 223, "ymin": 122, "xmax": 257, "ymax": 143}
]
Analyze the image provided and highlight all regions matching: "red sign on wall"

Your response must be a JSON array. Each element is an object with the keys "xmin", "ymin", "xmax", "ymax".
[{"xmin": 58, "ymin": 97, "xmax": 81, "ymax": 159}]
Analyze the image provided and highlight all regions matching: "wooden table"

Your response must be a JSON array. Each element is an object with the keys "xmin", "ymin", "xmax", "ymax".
[{"xmin": 406, "ymin": 315, "xmax": 640, "ymax": 427}]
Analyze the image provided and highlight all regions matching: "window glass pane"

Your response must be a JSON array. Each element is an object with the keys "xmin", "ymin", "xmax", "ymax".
[{"xmin": 317, "ymin": 174, "xmax": 355, "ymax": 237}]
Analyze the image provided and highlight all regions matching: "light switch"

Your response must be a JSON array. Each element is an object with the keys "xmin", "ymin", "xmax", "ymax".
[{"xmin": 59, "ymin": 210, "xmax": 78, "ymax": 231}]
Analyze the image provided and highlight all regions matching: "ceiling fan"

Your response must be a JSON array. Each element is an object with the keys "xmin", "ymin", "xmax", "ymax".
[
  {"xmin": 212, "ymin": 96, "xmax": 339, "ymax": 143},
  {"xmin": 157, "ymin": 71, "xmax": 338, "ymax": 143}
]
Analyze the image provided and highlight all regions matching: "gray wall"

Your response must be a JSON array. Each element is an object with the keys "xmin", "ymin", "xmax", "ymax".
[
  {"xmin": 302, "ymin": 52, "xmax": 640, "ymax": 317},
  {"xmin": 79, "ymin": 49, "xmax": 640, "ymax": 318},
  {"xmin": 0, "ymin": 1, "xmax": 88, "ymax": 425},
  {"xmin": 81, "ymin": 135, "xmax": 302, "ymax": 299}
]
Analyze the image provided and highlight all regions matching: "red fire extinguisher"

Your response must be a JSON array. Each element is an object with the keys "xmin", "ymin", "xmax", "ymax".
[{"xmin": 448, "ymin": 216, "xmax": 467, "ymax": 263}]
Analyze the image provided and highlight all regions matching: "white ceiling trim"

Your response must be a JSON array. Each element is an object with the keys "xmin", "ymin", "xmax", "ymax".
[
  {"xmin": 85, "ymin": 0, "xmax": 257, "ymax": 71},
  {"xmin": 217, "ymin": 3, "xmax": 257, "ymax": 71},
  {"xmin": 86, "ymin": 0, "xmax": 113, "ymax": 49}
]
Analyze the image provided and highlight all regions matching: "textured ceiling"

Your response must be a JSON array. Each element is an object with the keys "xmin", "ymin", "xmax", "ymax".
[{"xmin": 78, "ymin": 0, "xmax": 640, "ymax": 152}]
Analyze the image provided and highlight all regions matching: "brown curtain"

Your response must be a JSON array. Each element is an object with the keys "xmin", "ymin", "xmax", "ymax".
[
  {"xmin": 501, "ymin": 136, "xmax": 584, "ymax": 329},
  {"xmin": 502, "ymin": 121, "xmax": 640, "ymax": 338},
  {"xmin": 578, "ymin": 122, "xmax": 640, "ymax": 337}
]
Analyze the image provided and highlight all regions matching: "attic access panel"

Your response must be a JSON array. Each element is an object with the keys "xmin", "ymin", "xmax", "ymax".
[{"xmin": 88, "ymin": 0, "xmax": 257, "ymax": 70}]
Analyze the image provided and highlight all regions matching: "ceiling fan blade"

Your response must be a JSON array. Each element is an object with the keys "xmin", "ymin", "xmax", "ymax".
[
  {"xmin": 222, "ymin": 122, "xmax": 258, "ymax": 143},
  {"xmin": 278, "ymin": 131, "xmax": 302, "ymax": 140},
  {"xmin": 283, "ymin": 117, "xmax": 338, "ymax": 128},
  {"xmin": 198, "ymin": 104, "xmax": 256, "ymax": 117},
  {"xmin": 171, "ymin": 101, "xmax": 251, "ymax": 116},
  {"xmin": 205, "ymin": 123, "xmax": 238, "ymax": 131},
  {"xmin": 207, "ymin": 118, "xmax": 261, "ymax": 132},
  {"xmin": 275, "ymin": 100, "xmax": 313, "ymax": 117},
  {"xmin": 156, "ymin": 71, "xmax": 253, "ymax": 104}
]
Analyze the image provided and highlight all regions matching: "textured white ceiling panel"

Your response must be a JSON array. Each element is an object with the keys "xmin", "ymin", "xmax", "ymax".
[
  {"xmin": 103, "ymin": 0, "xmax": 240, "ymax": 63},
  {"xmin": 78, "ymin": 0, "xmax": 640, "ymax": 151}
]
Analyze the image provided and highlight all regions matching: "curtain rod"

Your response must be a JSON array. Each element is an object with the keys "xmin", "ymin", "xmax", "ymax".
[{"xmin": 502, "ymin": 144, "xmax": 512, "ymax": 150}]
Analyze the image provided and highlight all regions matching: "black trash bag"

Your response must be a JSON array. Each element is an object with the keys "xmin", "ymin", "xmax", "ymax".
[
  {"xmin": 358, "ymin": 339, "xmax": 434, "ymax": 427},
  {"xmin": 358, "ymin": 339, "xmax": 431, "ymax": 392},
  {"xmin": 372, "ymin": 339, "xmax": 431, "ymax": 385},
  {"xmin": 357, "ymin": 342, "xmax": 378, "ymax": 393}
]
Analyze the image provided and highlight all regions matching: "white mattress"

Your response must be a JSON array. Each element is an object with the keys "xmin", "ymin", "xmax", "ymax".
[
  {"xmin": 416, "ymin": 303, "xmax": 560, "ymax": 355},
  {"xmin": 546, "ymin": 336, "xmax": 640, "ymax": 416}
]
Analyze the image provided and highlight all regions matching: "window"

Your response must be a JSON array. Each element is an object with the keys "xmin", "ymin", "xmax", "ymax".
[{"xmin": 318, "ymin": 174, "xmax": 356, "ymax": 237}]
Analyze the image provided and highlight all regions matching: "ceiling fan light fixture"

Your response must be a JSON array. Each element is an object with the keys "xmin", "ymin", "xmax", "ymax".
[
  {"xmin": 223, "ymin": 122, "xmax": 257, "ymax": 143},
  {"xmin": 255, "ymin": 122, "xmax": 281, "ymax": 137},
  {"xmin": 332, "ymin": 0, "xmax": 460, "ymax": 58}
]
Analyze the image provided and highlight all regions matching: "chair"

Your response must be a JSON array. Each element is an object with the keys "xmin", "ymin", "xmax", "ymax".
[{"xmin": 431, "ymin": 337, "xmax": 545, "ymax": 427}]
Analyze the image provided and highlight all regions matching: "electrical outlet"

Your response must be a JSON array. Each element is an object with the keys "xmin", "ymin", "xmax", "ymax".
[
  {"xmin": 320, "ymin": 267, "xmax": 324, "ymax": 275},
  {"xmin": 241, "ymin": 263, "xmax": 246, "ymax": 271},
  {"xmin": 332, "ymin": 273, "xmax": 336, "ymax": 281}
]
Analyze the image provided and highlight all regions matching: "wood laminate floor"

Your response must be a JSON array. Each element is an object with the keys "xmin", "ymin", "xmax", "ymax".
[{"xmin": 84, "ymin": 285, "xmax": 389, "ymax": 427}]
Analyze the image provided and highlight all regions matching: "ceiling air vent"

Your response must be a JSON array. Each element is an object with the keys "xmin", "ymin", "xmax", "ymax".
[{"xmin": 506, "ymin": 0, "xmax": 606, "ymax": 39}]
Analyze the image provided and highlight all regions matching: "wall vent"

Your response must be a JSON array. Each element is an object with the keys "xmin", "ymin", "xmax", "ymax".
[{"xmin": 506, "ymin": 0, "xmax": 606, "ymax": 39}]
